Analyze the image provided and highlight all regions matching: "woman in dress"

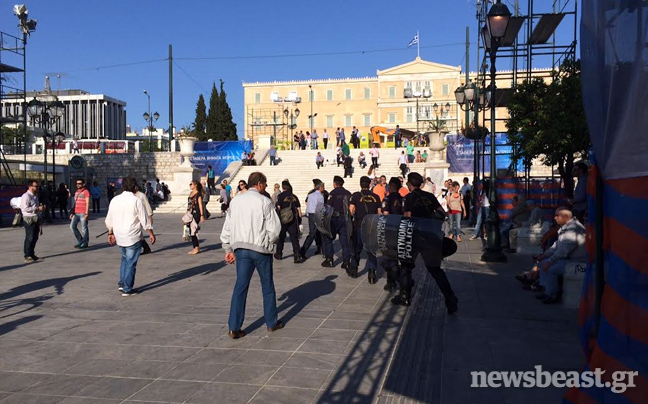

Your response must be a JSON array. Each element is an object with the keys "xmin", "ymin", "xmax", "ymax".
[
  {"xmin": 446, "ymin": 181, "xmax": 467, "ymax": 242},
  {"xmin": 187, "ymin": 180, "xmax": 206, "ymax": 254}
]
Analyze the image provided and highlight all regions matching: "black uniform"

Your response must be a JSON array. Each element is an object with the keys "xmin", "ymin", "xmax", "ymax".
[
  {"xmin": 400, "ymin": 188, "xmax": 456, "ymax": 303},
  {"xmin": 344, "ymin": 156, "xmax": 353, "ymax": 178},
  {"xmin": 324, "ymin": 186, "xmax": 353, "ymax": 264},
  {"xmin": 381, "ymin": 193, "xmax": 404, "ymax": 288},
  {"xmin": 350, "ymin": 190, "xmax": 381, "ymax": 271},
  {"xmin": 275, "ymin": 191, "xmax": 301, "ymax": 259}
]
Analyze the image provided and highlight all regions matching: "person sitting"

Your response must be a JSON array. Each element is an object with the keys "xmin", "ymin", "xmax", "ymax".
[
  {"xmin": 529, "ymin": 208, "xmax": 585, "ymax": 304},
  {"xmin": 507, "ymin": 200, "xmax": 544, "ymax": 252},
  {"xmin": 316, "ymin": 152, "xmax": 325, "ymax": 169},
  {"xmin": 422, "ymin": 150, "xmax": 428, "ymax": 162},
  {"xmin": 241, "ymin": 151, "xmax": 248, "ymax": 166},
  {"xmin": 500, "ymin": 195, "xmax": 529, "ymax": 246},
  {"xmin": 415, "ymin": 151, "xmax": 423, "ymax": 163},
  {"xmin": 344, "ymin": 155, "xmax": 354, "ymax": 178},
  {"xmin": 358, "ymin": 152, "xmax": 367, "ymax": 169},
  {"xmin": 247, "ymin": 152, "xmax": 256, "ymax": 166}
]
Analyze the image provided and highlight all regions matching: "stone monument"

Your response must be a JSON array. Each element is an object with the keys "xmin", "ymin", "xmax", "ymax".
[
  {"xmin": 424, "ymin": 130, "xmax": 449, "ymax": 191},
  {"xmin": 169, "ymin": 135, "xmax": 201, "ymax": 197}
]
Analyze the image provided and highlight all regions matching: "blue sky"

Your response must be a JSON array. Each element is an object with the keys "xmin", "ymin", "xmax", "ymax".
[{"xmin": 1, "ymin": 0, "xmax": 577, "ymax": 138}]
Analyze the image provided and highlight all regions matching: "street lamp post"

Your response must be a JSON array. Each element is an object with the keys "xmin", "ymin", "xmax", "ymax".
[
  {"xmin": 404, "ymin": 86, "xmax": 432, "ymax": 137},
  {"xmin": 481, "ymin": 0, "xmax": 511, "ymax": 262},
  {"xmin": 51, "ymin": 131, "xmax": 66, "ymax": 186},
  {"xmin": 283, "ymin": 107, "xmax": 300, "ymax": 150},
  {"xmin": 142, "ymin": 90, "xmax": 159, "ymax": 152},
  {"xmin": 308, "ymin": 85, "xmax": 317, "ymax": 134},
  {"xmin": 27, "ymin": 95, "xmax": 64, "ymax": 187}
]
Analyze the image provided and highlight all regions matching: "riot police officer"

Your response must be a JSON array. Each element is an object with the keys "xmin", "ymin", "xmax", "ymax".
[
  {"xmin": 350, "ymin": 176, "xmax": 382, "ymax": 282},
  {"xmin": 322, "ymin": 176, "xmax": 354, "ymax": 270},
  {"xmin": 381, "ymin": 177, "xmax": 405, "ymax": 292},
  {"xmin": 275, "ymin": 180, "xmax": 305, "ymax": 263},
  {"xmin": 392, "ymin": 172, "xmax": 459, "ymax": 314}
]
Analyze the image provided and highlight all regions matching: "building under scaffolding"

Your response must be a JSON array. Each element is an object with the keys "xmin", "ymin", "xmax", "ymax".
[{"xmin": 246, "ymin": 105, "xmax": 291, "ymax": 146}]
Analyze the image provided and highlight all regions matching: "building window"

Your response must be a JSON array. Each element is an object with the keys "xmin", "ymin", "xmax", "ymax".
[
  {"xmin": 388, "ymin": 113, "xmax": 396, "ymax": 124},
  {"xmin": 406, "ymin": 107, "xmax": 413, "ymax": 123},
  {"xmin": 389, "ymin": 86, "xmax": 395, "ymax": 99},
  {"xmin": 326, "ymin": 115, "xmax": 334, "ymax": 127},
  {"xmin": 363, "ymin": 114, "xmax": 372, "ymax": 126},
  {"xmin": 254, "ymin": 92, "xmax": 261, "ymax": 103},
  {"xmin": 326, "ymin": 89, "xmax": 333, "ymax": 101},
  {"xmin": 364, "ymin": 88, "xmax": 371, "ymax": 99},
  {"xmin": 443, "ymin": 84, "xmax": 449, "ymax": 95},
  {"xmin": 345, "ymin": 89, "xmax": 352, "ymax": 100},
  {"xmin": 345, "ymin": 115, "xmax": 353, "ymax": 126},
  {"xmin": 406, "ymin": 81, "xmax": 412, "ymax": 89},
  {"xmin": 415, "ymin": 81, "xmax": 422, "ymax": 92},
  {"xmin": 424, "ymin": 106, "xmax": 431, "ymax": 119}
]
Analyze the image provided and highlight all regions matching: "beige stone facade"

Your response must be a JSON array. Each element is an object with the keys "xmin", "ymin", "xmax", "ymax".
[{"xmin": 242, "ymin": 57, "xmax": 553, "ymax": 147}]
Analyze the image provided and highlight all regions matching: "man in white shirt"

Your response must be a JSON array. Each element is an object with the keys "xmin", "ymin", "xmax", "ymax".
[
  {"xmin": 21, "ymin": 180, "xmax": 44, "ymax": 262},
  {"xmin": 300, "ymin": 180, "xmax": 325, "ymax": 258},
  {"xmin": 134, "ymin": 185, "xmax": 154, "ymax": 255},
  {"xmin": 105, "ymin": 175, "xmax": 155, "ymax": 296},
  {"xmin": 369, "ymin": 144, "xmax": 380, "ymax": 167},
  {"xmin": 398, "ymin": 151, "xmax": 409, "ymax": 177}
]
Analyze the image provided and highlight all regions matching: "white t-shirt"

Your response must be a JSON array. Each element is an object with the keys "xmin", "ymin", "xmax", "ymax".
[
  {"xmin": 399, "ymin": 155, "xmax": 408, "ymax": 165},
  {"xmin": 370, "ymin": 148, "xmax": 379, "ymax": 158}
]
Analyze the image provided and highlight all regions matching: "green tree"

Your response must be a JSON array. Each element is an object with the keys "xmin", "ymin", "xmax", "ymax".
[
  {"xmin": 506, "ymin": 59, "xmax": 590, "ymax": 198},
  {"xmin": 217, "ymin": 79, "xmax": 238, "ymax": 140},
  {"xmin": 206, "ymin": 82, "xmax": 220, "ymax": 140},
  {"xmin": 194, "ymin": 94, "xmax": 208, "ymax": 141}
]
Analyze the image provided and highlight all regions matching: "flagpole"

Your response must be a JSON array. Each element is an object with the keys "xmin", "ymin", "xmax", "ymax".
[{"xmin": 417, "ymin": 31, "xmax": 420, "ymax": 58}]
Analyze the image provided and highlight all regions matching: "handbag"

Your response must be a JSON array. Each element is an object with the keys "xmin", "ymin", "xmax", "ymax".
[
  {"xmin": 279, "ymin": 195, "xmax": 295, "ymax": 225},
  {"xmin": 182, "ymin": 211, "xmax": 194, "ymax": 225},
  {"xmin": 12, "ymin": 210, "xmax": 22, "ymax": 227}
]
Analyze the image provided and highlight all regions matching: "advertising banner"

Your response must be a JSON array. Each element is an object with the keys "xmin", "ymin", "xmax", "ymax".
[
  {"xmin": 190, "ymin": 140, "xmax": 252, "ymax": 176},
  {"xmin": 446, "ymin": 134, "xmax": 522, "ymax": 173}
]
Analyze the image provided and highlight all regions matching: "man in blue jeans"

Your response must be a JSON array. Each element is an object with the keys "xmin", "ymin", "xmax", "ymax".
[
  {"xmin": 221, "ymin": 172, "xmax": 283, "ymax": 339},
  {"xmin": 70, "ymin": 178, "xmax": 91, "ymax": 248},
  {"xmin": 470, "ymin": 181, "xmax": 490, "ymax": 240},
  {"xmin": 105, "ymin": 176, "xmax": 155, "ymax": 296}
]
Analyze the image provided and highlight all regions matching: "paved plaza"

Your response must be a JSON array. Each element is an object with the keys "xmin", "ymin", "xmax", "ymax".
[{"xmin": 0, "ymin": 214, "xmax": 582, "ymax": 404}]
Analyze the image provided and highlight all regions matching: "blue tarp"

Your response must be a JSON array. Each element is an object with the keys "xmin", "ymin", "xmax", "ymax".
[{"xmin": 190, "ymin": 140, "xmax": 252, "ymax": 176}]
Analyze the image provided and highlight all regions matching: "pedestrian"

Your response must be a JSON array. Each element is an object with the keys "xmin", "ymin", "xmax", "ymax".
[
  {"xmin": 343, "ymin": 154, "xmax": 354, "ymax": 178},
  {"xmin": 274, "ymin": 180, "xmax": 305, "ymax": 263},
  {"xmin": 380, "ymin": 177, "xmax": 405, "ymax": 292},
  {"xmin": 21, "ymin": 179, "xmax": 44, "ymax": 263},
  {"xmin": 221, "ymin": 172, "xmax": 284, "ymax": 339},
  {"xmin": 316, "ymin": 152, "xmax": 324, "ymax": 169},
  {"xmin": 107, "ymin": 181, "xmax": 116, "ymax": 204},
  {"xmin": 301, "ymin": 180, "xmax": 325, "ymax": 259},
  {"xmin": 207, "ymin": 165, "xmax": 216, "ymax": 194},
  {"xmin": 269, "ymin": 145, "xmax": 277, "ymax": 166},
  {"xmin": 70, "ymin": 178, "xmax": 90, "ymax": 249},
  {"xmin": 339, "ymin": 128, "xmax": 346, "ymax": 146},
  {"xmin": 406, "ymin": 142, "xmax": 415, "ymax": 163},
  {"xmin": 105, "ymin": 175, "xmax": 155, "ymax": 296},
  {"xmin": 223, "ymin": 179, "xmax": 232, "ymax": 199},
  {"xmin": 323, "ymin": 129, "xmax": 329, "ymax": 150},
  {"xmin": 321, "ymin": 176, "xmax": 355, "ymax": 271},
  {"xmin": 201, "ymin": 180, "xmax": 211, "ymax": 219},
  {"xmin": 398, "ymin": 151, "xmax": 409, "ymax": 177},
  {"xmin": 335, "ymin": 128, "xmax": 341, "ymax": 147},
  {"xmin": 470, "ymin": 181, "xmax": 490, "ymax": 240},
  {"xmin": 134, "ymin": 183, "xmax": 154, "ymax": 255},
  {"xmin": 394, "ymin": 125, "xmax": 401, "ymax": 149},
  {"xmin": 392, "ymin": 172, "xmax": 458, "ymax": 314},
  {"xmin": 358, "ymin": 152, "xmax": 367, "ymax": 169},
  {"xmin": 350, "ymin": 176, "xmax": 382, "ymax": 282},
  {"xmin": 271, "ymin": 183, "xmax": 281, "ymax": 205},
  {"xmin": 47, "ymin": 181, "xmax": 57, "ymax": 220},
  {"xmin": 446, "ymin": 181, "xmax": 467, "ymax": 242},
  {"xmin": 220, "ymin": 183, "xmax": 231, "ymax": 218},
  {"xmin": 370, "ymin": 144, "xmax": 380, "ymax": 168},
  {"xmin": 72, "ymin": 138, "xmax": 80, "ymax": 154},
  {"xmin": 90, "ymin": 181, "xmax": 101, "ymax": 213},
  {"xmin": 460, "ymin": 177, "xmax": 472, "ymax": 221},
  {"xmin": 373, "ymin": 175, "xmax": 388, "ymax": 202},
  {"xmin": 235, "ymin": 180, "xmax": 247, "ymax": 197},
  {"xmin": 311, "ymin": 129, "xmax": 319, "ymax": 150},
  {"xmin": 56, "ymin": 183, "xmax": 69, "ymax": 218},
  {"xmin": 186, "ymin": 180, "xmax": 206, "ymax": 254}
]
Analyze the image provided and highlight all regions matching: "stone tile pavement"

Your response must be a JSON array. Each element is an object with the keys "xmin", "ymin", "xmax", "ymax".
[{"xmin": 0, "ymin": 214, "xmax": 582, "ymax": 403}]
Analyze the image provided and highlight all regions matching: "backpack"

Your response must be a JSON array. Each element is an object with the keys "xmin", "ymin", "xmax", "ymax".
[{"xmin": 279, "ymin": 196, "xmax": 295, "ymax": 225}]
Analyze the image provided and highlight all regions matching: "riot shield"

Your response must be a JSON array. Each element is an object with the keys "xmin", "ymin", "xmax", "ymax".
[
  {"xmin": 360, "ymin": 214, "xmax": 456, "ymax": 266},
  {"xmin": 314, "ymin": 202, "xmax": 334, "ymax": 238},
  {"xmin": 343, "ymin": 195, "xmax": 355, "ymax": 258}
]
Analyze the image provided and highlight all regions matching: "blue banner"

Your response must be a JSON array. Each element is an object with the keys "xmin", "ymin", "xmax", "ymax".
[
  {"xmin": 446, "ymin": 134, "xmax": 522, "ymax": 174},
  {"xmin": 190, "ymin": 140, "xmax": 252, "ymax": 176}
]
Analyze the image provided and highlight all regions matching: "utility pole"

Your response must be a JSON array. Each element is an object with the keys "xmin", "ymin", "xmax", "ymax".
[{"xmin": 168, "ymin": 44, "xmax": 174, "ymax": 151}]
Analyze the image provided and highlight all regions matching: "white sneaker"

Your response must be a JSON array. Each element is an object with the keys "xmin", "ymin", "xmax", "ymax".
[{"xmin": 469, "ymin": 236, "xmax": 478, "ymax": 240}]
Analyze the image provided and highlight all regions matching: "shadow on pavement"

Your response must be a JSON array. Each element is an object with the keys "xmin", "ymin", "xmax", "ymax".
[
  {"xmin": 0, "ymin": 315, "xmax": 43, "ymax": 337},
  {"xmin": 244, "ymin": 275, "xmax": 338, "ymax": 334},
  {"xmin": 138, "ymin": 262, "xmax": 227, "ymax": 292}
]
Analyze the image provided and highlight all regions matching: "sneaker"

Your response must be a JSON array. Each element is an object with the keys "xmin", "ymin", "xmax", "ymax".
[
  {"xmin": 74, "ymin": 244, "xmax": 81, "ymax": 249},
  {"xmin": 24, "ymin": 256, "xmax": 34, "ymax": 263},
  {"xmin": 469, "ymin": 236, "xmax": 479, "ymax": 240},
  {"xmin": 121, "ymin": 289, "xmax": 138, "ymax": 297},
  {"xmin": 78, "ymin": 243, "xmax": 88, "ymax": 249},
  {"xmin": 118, "ymin": 285, "xmax": 124, "ymax": 291},
  {"xmin": 30, "ymin": 255, "xmax": 39, "ymax": 261}
]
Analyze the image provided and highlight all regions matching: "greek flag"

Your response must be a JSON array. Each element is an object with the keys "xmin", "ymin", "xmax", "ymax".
[{"xmin": 408, "ymin": 33, "xmax": 419, "ymax": 48}]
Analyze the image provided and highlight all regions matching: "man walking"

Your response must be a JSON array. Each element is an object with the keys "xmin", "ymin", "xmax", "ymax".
[
  {"xmin": 70, "ymin": 178, "xmax": 91, "ymax": 248},
  {"xmin": 301, "ymin": 180, "xmax": 325, "ymax": 259},
  {"xmin": 134, "ymin": 183, "xmax": 154, "ymax": 255},
  {"xmin": 269, "ymin": 145, "xmax": 277, "ymax": 166},
  {"xmin": 350, "ymin": 176, "xmax": 382, "ymax": 281},
  {"xmin": 370, "ymin": 144, "xmax": 380, "ymax": 168},
  {"xmin": 274, "ymin": 180, "xmax": 305, "ymax": 263},
  {"xmin": 207, "ymin": 165, "xmax": 216, "ymax": 194},
  {"xmin": 398, "ymin": 151, "xmax": 409, "ymax": 177},
  {"xmin": 311, "ymin": 130, "xmax": 319, "ymax": 150},
  {"xmin": 221, "ymin": 172, "xmax": 284, "ymax": 339},
  {"xmin": 392, "ymin": 172, "xmax": 459, "ymax": 314},
  {"xmin": 21, "ymin": 180, "xmax": 44, "ymax": 263},
  {"xmin": 105, "ymin": 176, "xmax": 155, "ymax": 296},
  {"xmin": 321, "ymin": 176, "xmax": 355, "ymax": 271},
  {"xmin": 90, "ymin": 181, "xmax": 101, "ymax": 213}
]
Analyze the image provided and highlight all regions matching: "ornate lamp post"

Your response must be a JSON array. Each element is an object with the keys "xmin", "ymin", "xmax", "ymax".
[
  {"xmin": 143, "ymin": 90, "xmax": 159, "ymax": 152},
  {"xmin": 481, "ymin": 0, "xmax": 511, "ymax": 262},
  {"xmin": 27, "ymin": 95, "xmax": 64, "ymax": 186},
  {"xmin": 404, "ymin": 86, "xmax": 432, "ymax": 136},
  {"xmin": 283, "ymin": 107, "xmax": 300, "ymax": 149}
]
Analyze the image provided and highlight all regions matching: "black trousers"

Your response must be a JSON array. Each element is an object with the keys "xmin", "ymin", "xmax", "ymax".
[
  {"xmin": 277, "ymin": 220, "xmax": 300, "ymax": 256},
  {"xmin": 301, "ymin": 213, "xmax": 321, "ymax": 254},
  {"xmin": 207, "ymin": 178, "xmax": 215, "ymax": 194},
  {"xmin": 372, "ymin": 157, "xmax": 379, "ymax": 167},
  {"xmin": 400, "ymin": 164, "xmax": 408, "ymax": 177},
  {"xmin": 399, "ymin": 261, "xmax": 455, "ymax": 298},
  {"xmin": 380, "ymin": 258, "xmax": 400, "ymax": 285},
  {"xmin": 92, "ymin": 198, "xmax": 101, "ymax": 213},
  {"xmin": 24, "ymin": 221, "xmax": 40, "ymax": 258},
  {"xmin": 323, "ymin": 138, "xmax": 328, "ymax": 149}
]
